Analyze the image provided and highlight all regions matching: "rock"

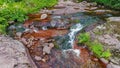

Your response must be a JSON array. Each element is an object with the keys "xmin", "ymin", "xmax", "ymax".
[
  {"xmin": 52, "ymin": 16, "xmax": 61, "ymax": 19},
  {"xmin": 43, "ymin": 43, "xmax": 54, "ymax": 54},
  {"xmin": 94, "ymin": 10, "xmax": 112, "ymax": 14},
  {"xmin": 96, "ymin": 25, "xmax": 106, "ymax": 30},
  {"xmin": 90, "ymin": 2, "xmax": 97, "ymax": 7},
  {"xmin": 54, "ymin": 4, "xmax": 66, "ymax": 9},
  {"xmin": 41, "ymin": 59, "xmax": 46, "ymax": 62},
  {"xmin": 8, "ymin": 21, "xmax": 14, "ymax": 24},
  {"xmin": 98, "ymin": 34, "xmax": 120, "ymax": 48},
  {"xmin": 9, "ymin": 25, "xmax": 16, "ymax": 29},
  {"xmin": 34, "ymin": 56, "xmax": 42, "ymax": 61},
  {"xmin": 50, "ymin": 20, "xmax": 57, "ymax": 27},
  {"xmin": 74, "ymin": 6, "xmax": 80, "ymax": 10},
  {"xmin": 86, "ymin": 3, "xmax": 91, "ymax": 7},
  {"xmin": 81, "ymin": 1, "xmax": 88, "ymax": 5},
  {"xmin": 21, "ymin": 38, "xmax": 28, "ymax": 45},
  {"xmin": 107, "ymin": 17, "xmax": 120, "ymax": 23},
  {"xmin": 16, "ymin": 32, "xmax": 22, "ymax": 37},
  {"xmin": 0, "ymin": 35, "xmax": 32, "ymax": 68},
  {"xmin": 43, "ymin": 45, "xmax": 51, "ymax": 54},
  {"xmin": 90, "ymin": 7, "xmax": 98, "ymax": 10},
  {"xmin": 49, "ymin": 43, "xmax": 54, "ymax": 48},
  {"xmin": 22, "ymin": 29, "xmax": 68, "ymax": 39},
  {"xmin": 40, "ymin": 14, "xmax": 48, "ymax": 19},
  {"xmin": 14, "ymin": 63, "xmax": 31, "ymax": 68},
  {"xmin": 65, "ymin": 1, "xmax": 76, "ymax": 6},
  {"xmin": 107, "ymin": 63, "xmax": 120, "ymax": 68},
  {"xmin": 100, "ymin": 58, "xmax": 109, "ymax": 64}
]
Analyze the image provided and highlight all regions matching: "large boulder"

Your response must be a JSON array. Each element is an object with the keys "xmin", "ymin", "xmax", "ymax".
[{"xmin": 0, "ymin": 35, "xmax": 36, "ymax": 68}]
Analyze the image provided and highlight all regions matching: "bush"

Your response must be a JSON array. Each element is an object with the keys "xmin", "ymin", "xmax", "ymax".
[
  {"xmin": 90, "ymin": 41, "xmax": 111, "ymax": 58},
  {"xmin": 0, "ymin": 0, "xmax": 58, "ymax": 34},
  {"xmin": 77, "ymin": 33, "xmax": 111, "ymax": 58},
  {"xmin": 77, "ymin": 32, "xmax": 90, "ymax": 44},
  {"xmin": 91, "ymin": 0, "xmax": 120, "ymax": 10}
]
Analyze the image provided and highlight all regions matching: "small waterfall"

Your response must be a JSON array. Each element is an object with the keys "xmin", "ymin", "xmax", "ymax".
[
  {"xmin": 68, "ymin": 23, "xmax": 83, "ymax": 47},
  {"xmin": 55, "ymin": 12, "xmax": 100, "ymax": 50}
]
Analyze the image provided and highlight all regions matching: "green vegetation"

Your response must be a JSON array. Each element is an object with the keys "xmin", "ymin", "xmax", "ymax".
[
  {"xmin": 89, "ymin": 41, "xmax": 111, "ymax": 58},
  {"xmin": 78, "ymin": 33, "xmax": 90, "ymax": 44},
  {"xmin": 0, "ymin": 0, "xmax": 58, "ymax": 34},
  {"xmin": 77, "ymin": 0, "xmax": 83, "ymax": 2},
  {"xmin": 91, "ymin": 0, "xmax": 120, "ymax": 10},
  {"xmin": 77, "ymin": 33, "xmax": 111, "ymax": 58}
]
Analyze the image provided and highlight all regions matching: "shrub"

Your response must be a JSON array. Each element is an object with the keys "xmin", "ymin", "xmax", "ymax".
[
  {"xmin": 0, "ymin": 17, "xmax": 8, "ymax": 34},
  {"xmin": 77, "ymin": 33, "xmax": 111, "ymax": 58},
  {"xmin": 89, "ymin": 41, "xmax": 111, "ymax": 58},
  {"xmin": 91, "ymin": 0, "xmax": 120, "ymax": 10},
  {"xmin": 77, "ymin": 32, "xmax": 90, "ymax": 44},
  {"xmin": 0, "ymin": 0, "xmax": 58, "ymax": 34}
]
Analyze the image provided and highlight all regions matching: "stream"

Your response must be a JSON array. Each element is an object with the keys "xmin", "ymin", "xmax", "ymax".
[
  {"xmin": 8, "ymin": 12, "xmax": 113, "ymax": 68},
  {"xmin": 55, "ymin": 12, "xmax": 101, "ymax": 49}
]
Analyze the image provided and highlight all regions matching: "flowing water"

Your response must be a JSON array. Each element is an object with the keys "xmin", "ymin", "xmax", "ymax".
[
  {"xmin": 68, "ymin": 23, "xmax": 83, "ymax": 47},
  {"xmin": 55, "ymin": 12, "xmax": 101, "ymax": 49},
  {"xmin": 7, "ymin": 12, "xmax": 115, "ymax": 68}
]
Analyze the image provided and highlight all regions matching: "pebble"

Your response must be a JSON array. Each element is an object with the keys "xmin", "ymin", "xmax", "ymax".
[
  {"xmin": 49, "ymin": 43, "xmax": 54, "ymax": 48},
  {"xmin": 34, "ymin": 56, "xmax": 42, "ymax": 61},
  {"xmin": 40, "ymin": 14, "xmax": 48, "ymax": 19},
  {"xmin": 100, "ymin": 58, "xmax": 109, "ymax": 64},
  {"xmin": 16, "ymin": 32, "xmax": 22, "ymax": 37},
  {"xmin": 41, "ymin": 59, "xmax": 46, "ymax": 62},
  {"xmin": 43, "ymin": 45, "xmax": 51, "ymax": 54}
]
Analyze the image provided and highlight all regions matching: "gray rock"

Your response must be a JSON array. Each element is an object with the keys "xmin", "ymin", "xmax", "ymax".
[
  {"xmin": 107, "ymin": 63, "xmax": 120, "ymax": 68},
  {"xmin": 43, "ymin": 45, "xmax": 51, "ymax": 54},
  {"xmin": 40, "ymin": 14, "xmax": 48, "ymax": 19},
  {"xmin": 16, "ymin": 32, "xmax": 22, "ymax": 37},
  {"xmin": 34, "ymin": 56, "xmax": 42, "ymax": 61},
  {"xmin": 107, "ymin": 17, "xmax": 120, "ymax": 23},
  {"xmin": 94, "ymin": 10, "xmax": 112, "ymax": 14},
  {"xmin": 0, "ymin": 35, "xmax": 32, "ymax": 68},
  {"xmin": 98, "ymin": 34, "xmax": 120, "ymax": 48},
  {"xmin": 50, "ymin": 20, "xmax": 57, "ymax": 27},
  {"xmin": 43, "ymin": 43, "xmax": 54, "ymax": 54},
  {"xmin": 100, "ymin": 58, "xmax": 109, "ymax": 64}
]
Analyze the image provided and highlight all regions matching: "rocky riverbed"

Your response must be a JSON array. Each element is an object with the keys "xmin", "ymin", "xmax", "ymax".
[{"xmin": 0, "ymin": 0, "xmax": 120, "ymax": 68}]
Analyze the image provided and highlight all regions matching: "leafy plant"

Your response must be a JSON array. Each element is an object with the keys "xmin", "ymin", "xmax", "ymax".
[
  {"xmin": 0, "ymin": 17, "xmax": 8, "ymax": 34},
  {"xmin": 0, "ymin": 0, "xmax": 58, "ymax": 34},
  {"xmin": 101, "ymin": 49, "xmax": 111, "ymax": 58},
  {"xmin": 91, "ymin": 0, "xmax": 120, "ymax": 10},
  {"xmin": 77, "ymin": 33, "xmax": 111, "ymax": 58},
  {"xmin": 77, "ymin": 32, "xmax": 90, "ymax": 44},
  {"xmin": 90, "ymin": 41, "xmax": 111, "ymax": 58}
]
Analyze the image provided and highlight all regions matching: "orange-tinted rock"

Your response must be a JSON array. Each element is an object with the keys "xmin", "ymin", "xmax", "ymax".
[
  {"xmin": 73, "ymin": 42, "xmax": 90, "ymax": 63},
  {"xmin": 22, "ymin": 29, "xmax": 68, "ymax": 39},
  {"xmin": 24, "ymin": 13, "xmax": 51, "ymax": 27}
]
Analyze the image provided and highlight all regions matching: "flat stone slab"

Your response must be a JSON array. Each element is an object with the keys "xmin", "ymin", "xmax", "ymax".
[{"xmin": 107, "ymin": 17, "xmax": 120, "ymax": 23}]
